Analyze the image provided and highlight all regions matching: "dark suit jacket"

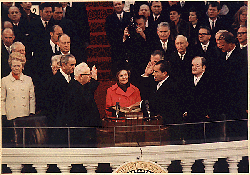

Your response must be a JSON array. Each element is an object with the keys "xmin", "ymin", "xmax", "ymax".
[
  {"xmin": 148, "ymin": 13, "xmax": 169, "ymax": 34},
  {"xmin": 169, "ymin": 19, "xmax": 189, "ymax": 41},
  {"xmin": 29, "ymin": 18, "xmax": 54, "ymax": 53},
  {"xmin": 180, "ymin": 72, "xmax": 218, "ymax": 122},
  {"xmin": 43, "ymin": 71, "xmax": 69, "ymax": 126},
  {"xmin": 217, "ymin": 46, "xmax": 247, "ymax": 119},
  {"xmin": 146, "ymin": 76, "xmax": 181, "ymax": 125},
  {"xmin": 151, "ymin": 39, "xmax": 176, "ymax": 60},
  {"xmin": 105, "ymin": 11, "xmax": 131, "ymax": 61},
  {"xmin": 1, "ymin": 42, "xmax": 11, "ymax": 78},
  {"xmin": 60, "ymin": 79, "xmax": 101, "ymax": 127},
  {"xmin": 169, "ymin": 49, "xmax": 194, "ymax": 82}
]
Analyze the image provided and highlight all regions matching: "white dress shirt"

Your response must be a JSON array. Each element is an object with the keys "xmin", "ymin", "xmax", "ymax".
[
  {"xmin": 156, "ymin": 76, "xmax": 169, "ymax": 90},
  {"xmin": 226, "ymin": 46, "xmax": 236, "ymax": 60},
  {"xmin": 60, "ymin": 68, "xmax": 71, "ymax": 83}
]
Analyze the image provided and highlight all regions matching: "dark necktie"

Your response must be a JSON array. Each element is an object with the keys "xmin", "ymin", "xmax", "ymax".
[
  {"xmin": 211, "ymin": 21, "xmax": 214, "ymax": 30},
  {"xmin": 154, "ymin": 16, "xmax": 157, "ymax": 21},
  {"xmin": 45, "ymin": 21, "xmax": 48, "ymax": 30}
]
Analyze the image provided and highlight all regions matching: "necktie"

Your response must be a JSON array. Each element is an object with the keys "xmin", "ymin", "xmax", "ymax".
[
  {"xmin": 203, "ymin": 45, "xmax": 207, "ymax": 52},
  {"xmin": 55, "ymin": 45, "xmax": 58, "ymax": 53},
  {"xmin": 63, "ymin": 8, "xmax": 66, "ymax": 18},
  {"xmin": 119, "ymin": 14, "xmax": 122, "ymax": 21},
  {"xmin": 6, "ymin": 47, "xmax": 10, "ymax": 54},
  {"xmin": 154, "ymin": 16, "xmax": 157, "ymax": 21},
  {"xmin": 194, "ymin": 77, "xmax": 198, "ymax": 86},
  {"xmin": 45, "ymin": 21, "xmax": 48, "ymax": 29},
  {"xmin": 211, "ymin": 21, "xmax": 214, "ymax": 30},
  {"xmin": 163, "ymin": 42, "xmax": 167, "ymax": 51}
]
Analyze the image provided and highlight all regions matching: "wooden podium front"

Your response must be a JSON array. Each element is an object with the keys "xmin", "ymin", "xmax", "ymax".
[{"xmin": 97, "ymin": 112, "xmax": 169, "ymax": 147}]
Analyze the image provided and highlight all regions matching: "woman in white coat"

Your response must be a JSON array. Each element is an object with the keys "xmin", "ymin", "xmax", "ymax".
[{"xmin": 1, "ymin": 52, "xmax": 35, "ymax": 145}]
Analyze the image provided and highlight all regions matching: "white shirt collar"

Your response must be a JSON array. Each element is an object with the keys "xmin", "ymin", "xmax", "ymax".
[
  {"xmin": 201, "ymin": 41, "xmax": 210, "ymax": 50},
  {"xmin": 160, "ymin": 39, "xmax": 168, "ymax": 47},
  {"xmin": 226, "ymin": 46, "xmax": 236, "ymax": 60},
  {"xmin": 240, "ymin": 43, "xmax": 247, "ymax": 49},
  {"xmin": 194, "ymin": 72, "xmax": 204, "ymax": 85},
  {"xmin": 117, "ymin": 11, "xmax": 124, "ymax": 19},
  {"xmin": 41, "ymin": 17, "xmax": 49, "ymax": 27},
  {"xmin": 156, "ymin": 76, "xmax": 169, "ymax": 90},
  {"xmin": 178, "ymin": 51, "xmax": 186, "ymax": 60},
  {"xmin": 50, "ymin": 40, "xmax": 57, "ymax": 52},
  {"xmin": 61, "ymin": 51, "xmax": 70, "ymax": 55},
  {"xmin": 4, "ymin": 43, "xmax": 11, "ymax": 52},
  {"xmin": 153, "ymin": 14, "xmax": 160, "ymax": 20},
  {"xmin": 60, "ymin": 68, "xmax": 70, "ymax": 83}
]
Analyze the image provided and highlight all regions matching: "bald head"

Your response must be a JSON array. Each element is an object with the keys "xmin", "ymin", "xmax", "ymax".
[
  {"xmin": 2, "ymin": 28, "xmax": 15, "ymax": 47},
  {"xmin": 139, "ymin": 4, "xmax": 150, "ymax": 19},
  {"xmin": 175, "ymin": 35, "xmax": 189, "ymax": 54},
  {"xmin": 8, "ymin": 6, "xmax": 21, "ymax": 23},
  {"xmin": 3, "ymin": 21, "xmax": 13, "ymax": 30},
  {"xmin": 58, "ymin": 34, "xmax": 70, "ymax": 54}
]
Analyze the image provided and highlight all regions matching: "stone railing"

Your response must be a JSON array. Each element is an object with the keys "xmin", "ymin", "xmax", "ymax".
[{"xmin": 1, "ymin": 140, "xmax": 248, "ymax": 173}]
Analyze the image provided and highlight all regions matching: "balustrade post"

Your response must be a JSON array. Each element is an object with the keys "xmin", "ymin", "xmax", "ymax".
[
  {"xmin": 57, "ymin": 163, "xmax": 72, "ymax": 173},
  {"xmin": 8, "ymin": 164, "xmax": 22, "ymax": 173},
  {"xmin": 203, "ymin": 158, "xmax": 217, "ymax": 173},
  {"xmin": 157, "ymin": 160, "xmax": 171, "ymax": 173},
  {"xmin": 85, "ymin": 164, "xmax": 98, "ymax": 173},
  {"xmin": 111, "ymin": 163, "xmax": 122, "ymax": 172},
  {"xmin": 181, "ymin": 159, "xmax": 195, "ymax": 173},
  {"xmin": 227, "ymin": 156, "xmax": 242, "ymax": 173},
  {"xmin": 33, "ymin": 164, "xmax": 48, "ymax": 173}
]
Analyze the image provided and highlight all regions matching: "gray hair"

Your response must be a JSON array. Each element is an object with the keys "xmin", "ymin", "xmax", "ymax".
[
  {"xmin": 74, "ymin": 62, "xmax": 89, "ymax": 77},
  {"xmin": 176, "ymin": 35, "xmax": 188, "ymax": 42},
  {"xmin": 51, "ymin": 55, "xmax": 61, "ymax": 65},
  {"xmin": 60, "ymin": 54, "xmax": 75, "ymax": 66},
  {"xmin": 157, "ymin": 22, "xmax": 170, "ymax": 30},
  {"xmin": 11, "ymin": 42, "xmax": 24, "ymax": 52}
]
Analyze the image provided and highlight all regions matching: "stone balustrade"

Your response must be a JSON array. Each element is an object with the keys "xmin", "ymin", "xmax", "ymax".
[{"xmin": 1, "ymin": 140, "xmax": 248, "ymax": 173}]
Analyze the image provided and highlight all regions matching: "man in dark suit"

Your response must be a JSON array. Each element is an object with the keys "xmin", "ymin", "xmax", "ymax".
[
  {"xmin": 237, "ymin": 25, "xmax": 247, "ymax": 55},
  {"xmin": 105, "ymin": 1, "xmax": 131, "ymax": 73},
  {"xmin": 19, "ymin": 2, "xmax": 39, "ymax": 23},
  {"xmin": 180, "ymin": 56, "xmax": 219, "ymax": 142},
  {"xmin": 201, "ymin": 2, "xmax": 228, "ymax": 44},
  {"xmin": 8, "ymin": 6, "xmax": 30, "ymax": 47},
  {"xmin": 148, "ymin": 1, "xmax": 169, "ymax": 34},
  {"xmin": 1, "ymin": 28, "xmax": 15, "ymax": 78},
  {"xmin": 29, "ymin": 2, "xmax": 54, "ymax": 53},
  {"xmin": 216, "ymin": 32, "xmax": 247, "ymax": 139},
  {"xmin": 151, "ymin": 22, "xmax": 176, "ymax": 59},
  {"xmin": 43, "ymin": 54, "xmax": 76, "ymax": 144},
  {"xmin": 192, "ymin": 26, "xmax": 219, "ymax": 76},
  {"xmin": 141, "ymin": 60, "xmax": 181, "ymax": 142},
  {"xmin": 169, "ymin": 35, "xmax": 194, "ymax": 82},
  {"xmin": 59, "ymin": 62, "xmax": 102, "ymax": 146},
  {"xmin": 1, "ymin": 2, "xmax": 12, "ymax": 23}
]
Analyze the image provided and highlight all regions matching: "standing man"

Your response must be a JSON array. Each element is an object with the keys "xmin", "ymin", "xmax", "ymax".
[
  {"xmin": 180, "ymin": 56, "xmax": 218, "ymax": 142},
  {"xmin": 152, "ymin": 22, "xmax": 176, "ymax": 58},
  {"xmin": 1, "ymin": 28, "xmax": 15, "ymax": 78},
  {"xmin": 193, "ymin": 26, "xmax": 219, "ymax": 76},
  {"xmin": 20, "ymin": 2, "xmax": 39, "ymax": 23},
  {"xmin": 105, "ymin": 1, "xmax": 131, "ymax": 74},
  {"xmin": 44, "ymin": 54, "xmax": 76, "ymax": 128},
  {"xmin": 60, "ymin": 63, "xmax": 101, "ymax": 146},
  {"xmin": 169, "ymin": 35, "xmax": 194, "ymax": 82}
]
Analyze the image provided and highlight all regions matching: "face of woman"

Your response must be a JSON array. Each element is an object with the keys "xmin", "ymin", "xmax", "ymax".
[
  {"xmin": 118, "ymin": 70, "xmax": 129, "ymax": 85},
  {"xmin": 11, "ymin": 60, "xmax": 23, "ymax": 75},
  {"xmin": 189, "ymin": 12, "xmax": 197, "ymax": 23},
  {"xmin": 240, "ymin": 11, "xmax": 247, "ymax": 23},
  {"xmin": 170, "ymin": 11, "xmax": 180, "ymax": 22}
]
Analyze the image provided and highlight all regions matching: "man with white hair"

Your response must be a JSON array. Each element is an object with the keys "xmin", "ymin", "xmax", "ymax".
[
  {"xmin": 169, "ymin": 35, "xmax": 194, "ymax": 82},
  {"xmin": 60, "ymin": 62, "xmax": 102, "ymax": 146}
]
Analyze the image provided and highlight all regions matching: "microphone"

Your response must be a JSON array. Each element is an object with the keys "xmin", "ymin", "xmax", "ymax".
[
  {"xmin": 145, "ymin": 100, "xmax": 151, "ymax": 119},
  {"xmin": 115, "ymin": 102, "xmax": 120, "ymax": 118}
]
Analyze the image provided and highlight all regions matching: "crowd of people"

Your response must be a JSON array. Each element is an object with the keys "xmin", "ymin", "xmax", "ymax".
[{"xmin": 1, "ymin": 1, "xmax": 248, "ymax": 146}]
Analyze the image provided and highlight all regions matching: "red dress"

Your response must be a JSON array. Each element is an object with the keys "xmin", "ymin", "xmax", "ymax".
[{"xmin": 106, "ymin": 83, "xmax": 141, "ymax": 116}]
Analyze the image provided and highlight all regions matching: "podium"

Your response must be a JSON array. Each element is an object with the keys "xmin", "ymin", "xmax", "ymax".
[{"xmin": 97, "ymin": 110, "xmax": 168, "ymax": 147}]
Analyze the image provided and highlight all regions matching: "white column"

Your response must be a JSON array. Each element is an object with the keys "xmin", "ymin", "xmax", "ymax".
[
  {"xmin": 33, "ymin": 164, "xmax": 48, "ymax": 173},
  {"xmin": 227, "ymin": 156, "xmax": 242, "ymax": 173},
  {"xmin": 57, "ymin": 163, "xmax": 72, "ymax": 173},
  {"xmin": 85, "ymin": 164, "xmax": 98, "ymax": 173},
  {"xmin": 181, "ymin": 159, "xmax": 195, "ymax": 173},
  {"xmin": 203, "ymin": 158, "xmax": 217, "ymax": 173},
  {"xmin": 157, "ymin": 160, "xmax": 171, "ymax": 173},
  {"xmin": 8, "ymin": 164, "xmax": 22, "ymax": 173}
]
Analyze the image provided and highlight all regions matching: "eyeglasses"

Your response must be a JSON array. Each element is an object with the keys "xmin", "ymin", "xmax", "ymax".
[
  {"xmin": 237, "ymin": 32, "xmax": 247, "ymax": 35},
  {"xmin": 198, "ymin": 33, "xmax": 210, "ymax": 36},
  {"xmin": 80, "ymin": 73, "xmax": 92, "ymax": 76}
]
